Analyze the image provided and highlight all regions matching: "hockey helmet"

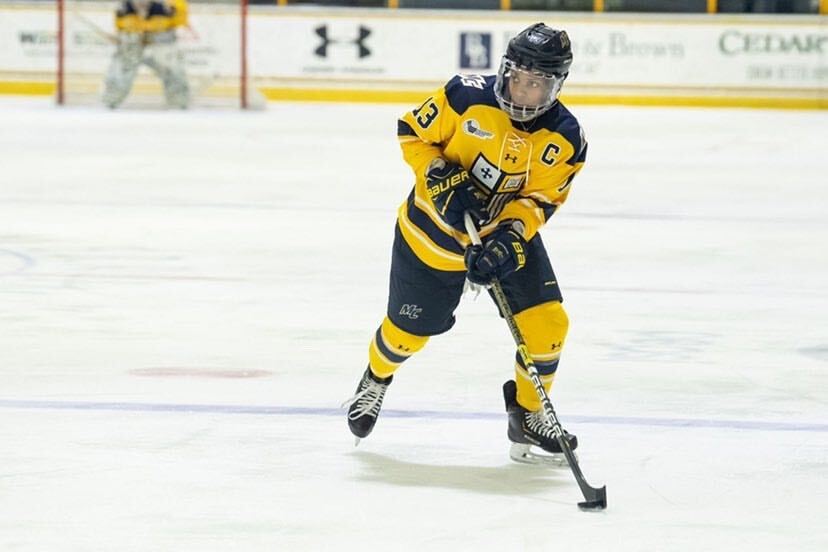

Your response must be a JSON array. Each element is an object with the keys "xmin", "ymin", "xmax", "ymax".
[{"xmin": 494, "ymin": 23, "xmax": 573, "ymax": 122}]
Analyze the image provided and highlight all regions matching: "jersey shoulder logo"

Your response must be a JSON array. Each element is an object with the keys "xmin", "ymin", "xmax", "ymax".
[
  {"xmin": 459, "ymin": 74, "xmax": 486, "ymax": 89},
  {"xmin": 463, "ymin": 119, "xmax": 494, "ymax": 140}
]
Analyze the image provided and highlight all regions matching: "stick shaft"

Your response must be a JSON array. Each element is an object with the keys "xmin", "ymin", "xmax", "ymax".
[{"xmin": 463, "ymin": 213, "xmax": 605, "ymax": 506}]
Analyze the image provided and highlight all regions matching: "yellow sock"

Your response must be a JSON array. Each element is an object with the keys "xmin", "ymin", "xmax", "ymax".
[
  {"xmin": 512, "ymin": 301, "xmax": 568, "ymax": 410},
  {"xmin": 368, "ymin": 317, "xmax": 429, "ymax": 378}
]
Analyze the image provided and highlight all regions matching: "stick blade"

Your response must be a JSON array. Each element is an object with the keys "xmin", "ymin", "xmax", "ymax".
[{"xmin": 577, "ymin": 486, "xmax": 607, "ymax": 511}]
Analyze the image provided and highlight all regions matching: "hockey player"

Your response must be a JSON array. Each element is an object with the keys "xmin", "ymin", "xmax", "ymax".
[
  {"xmin": 102, "ymin": 0, "xmax": 190, "ymax": 109},
  {"xmin": 344, "ymin": 23, "xmax": 588, "ymax": 464}
]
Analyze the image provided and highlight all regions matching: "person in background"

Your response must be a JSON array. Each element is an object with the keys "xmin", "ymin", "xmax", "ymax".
[{"xmin": 103, "ymin": 0, "xmax": 190, "ymax": 109}]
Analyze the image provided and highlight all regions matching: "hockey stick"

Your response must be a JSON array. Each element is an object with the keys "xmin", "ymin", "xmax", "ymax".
[
  {"xmin": 70, "ymin": 10, "xmax": 118, "ymax": 44},
  {"xmin": 464, "ymin": 213, "xmax": 607, "ymax": 511}
]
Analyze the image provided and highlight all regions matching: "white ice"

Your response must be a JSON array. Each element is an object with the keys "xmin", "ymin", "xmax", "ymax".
[{"xmin": 1, "ymin": 97, "xmax": 826, "ymax": 551}]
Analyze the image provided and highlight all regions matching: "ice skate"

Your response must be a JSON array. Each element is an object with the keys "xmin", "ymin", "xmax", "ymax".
[
  {"xmin": 503, "ymin": 380, "xmax": 578, "ymax": 466},
  {"xmin": 343, "ymin": 366, "xmax": 393, "ymax": 445}
]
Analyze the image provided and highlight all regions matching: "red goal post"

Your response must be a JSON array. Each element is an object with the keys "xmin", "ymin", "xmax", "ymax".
[{"xmin": 56, "ymin": 0, "xmax": 262, "ymax": 109}]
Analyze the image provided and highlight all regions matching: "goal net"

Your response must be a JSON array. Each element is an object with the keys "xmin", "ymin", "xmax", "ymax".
[{"xmin": 56, "ymin": 0, "xmax": 263, "ymax": 109}]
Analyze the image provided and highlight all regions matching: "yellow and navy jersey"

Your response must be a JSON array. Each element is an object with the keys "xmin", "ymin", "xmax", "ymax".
[
  {"xmin": 397, "ymin": 74, "xmax": 587, "ymax": 272},
  {"xmin": 115, "ymin": 0, "xmax": 188, "ymax": 34}
]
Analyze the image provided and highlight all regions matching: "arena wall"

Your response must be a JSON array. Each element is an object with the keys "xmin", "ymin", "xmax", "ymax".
[{"xmin": 1, "ymin": 3, "xmax": 825, "ymax": 108}]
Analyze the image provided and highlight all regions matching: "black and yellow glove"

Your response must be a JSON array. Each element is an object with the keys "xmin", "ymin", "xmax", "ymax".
[
  {"xmin": 464, "ymin": 223, "xmax": 527, "ymax": 284},
  {"xmin": 426, "ymin": 159, "xmax": 489, "ymax": 231}
]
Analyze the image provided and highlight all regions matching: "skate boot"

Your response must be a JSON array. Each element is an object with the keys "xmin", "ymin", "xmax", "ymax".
[
  {"xmin": 503, "ymin": 379, "xmax": 578, "ymax": 466},
  {"xmin": 343, "ymin": 366, "xmax": 393, "ymax": 444}
]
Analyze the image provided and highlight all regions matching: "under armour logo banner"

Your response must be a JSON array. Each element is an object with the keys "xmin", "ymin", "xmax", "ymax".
[
  {"xmin": 460, "ymin": 32, "xmax": 491, "ymax": 69},
  {"xmin": 315, "ymin": 25, "xmax": 371, "ymax": 59}
]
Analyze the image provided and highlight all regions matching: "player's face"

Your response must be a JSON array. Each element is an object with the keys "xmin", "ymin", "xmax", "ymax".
[
  {"xmin": 494, "ymin": 58, "xmax": 566, "ymax": 122},
  {"xmin": 507, "ymin": 67, "xmax": 554, "ymax": 108}
]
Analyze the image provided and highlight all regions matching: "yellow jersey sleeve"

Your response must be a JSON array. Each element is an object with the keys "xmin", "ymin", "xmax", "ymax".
[
  {"xmin": 115, "ymin": 10, "xmax": 142, "ymax": 33},
  {"xmin": 170, "ymin": 0, "xmax": 189, "ymax": 28},
  {"xmin": 397, "ymin": 86, "xmax": 460, "ymax": 180}
]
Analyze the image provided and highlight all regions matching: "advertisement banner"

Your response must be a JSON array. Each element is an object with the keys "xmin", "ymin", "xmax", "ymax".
[
  {"xmin": 1, "ymin": 4, "xmax": 825, "ymax": 106},
  {"xmin": 248, "ymin": 15, "xmax": 827, "ymax": 91}
]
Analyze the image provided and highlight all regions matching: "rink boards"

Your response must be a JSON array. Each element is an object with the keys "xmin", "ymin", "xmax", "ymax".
[{"xmin": 0, "ymin": 3, "xmax": 826, "ymax": 109}]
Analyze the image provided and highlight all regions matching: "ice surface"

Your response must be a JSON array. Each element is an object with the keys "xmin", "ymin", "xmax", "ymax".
[{"xmin": 1, "ymin": 98, "xmax": 826, "ymax": 550}]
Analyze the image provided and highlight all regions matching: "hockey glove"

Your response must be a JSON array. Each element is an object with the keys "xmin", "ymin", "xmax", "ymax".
[
  {"xmin": 465, "ymin": 223, "xmax": 527, "ymax": 285},
  {"xmin": 426, "ymin": 159, "xmax": 489, "ymax": 231}
]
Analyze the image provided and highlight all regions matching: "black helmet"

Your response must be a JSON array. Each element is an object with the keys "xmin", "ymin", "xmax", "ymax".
[
  {"xmin": 506, "ymin": 23, "xmax": 573, "ymax": 77},
  {"xmin": 495, "ymin": 23, "xmax": 573, "ymax": 121}
]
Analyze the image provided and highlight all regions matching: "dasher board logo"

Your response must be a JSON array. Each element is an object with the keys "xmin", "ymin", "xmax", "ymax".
[
  {"xmin": 305, "ymin": 23, "xmax": 383, "ymax": 76},
  {"xmin": 460, "ymin": 32, "xmax": 491, "ymax": 70},
  {"xmin": 315, "ymin": 25, "xmax": 371, "ymax": 58}
]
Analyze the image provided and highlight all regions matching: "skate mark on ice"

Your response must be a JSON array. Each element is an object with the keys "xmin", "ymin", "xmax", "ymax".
[{"xmin": 0, "ymin": 249, "xmax": 35, "ymax": 276}]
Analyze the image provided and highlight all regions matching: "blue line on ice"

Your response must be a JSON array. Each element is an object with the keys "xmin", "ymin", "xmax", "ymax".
[{"xmin": 0, "ymin": 399, "xmax": 825, "ymax": 433}]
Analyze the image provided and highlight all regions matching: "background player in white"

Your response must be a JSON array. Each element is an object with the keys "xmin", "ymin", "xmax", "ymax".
[
  {"xmin": 103, "ymin": 0, "xmax": 190, "ymax": 109},
  {"xmin": 344, "ymin": 23, "xmax": 589, "ymax": 464}
]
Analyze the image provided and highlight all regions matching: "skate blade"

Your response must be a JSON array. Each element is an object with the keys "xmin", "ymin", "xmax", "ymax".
[{"xmin": 509, "ymin": 443, "xmax": 573, "ymax": 467}]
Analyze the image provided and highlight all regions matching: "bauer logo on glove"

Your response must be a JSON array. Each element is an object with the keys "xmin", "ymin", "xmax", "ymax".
[
  {"xmin": 465, "ymin": 223, "xmax": 528, "ymax": 285},
  {"xmin": 426, "ymin": 158, "xmax": 489, "ymax": 231},
  {"xmin": 425, "ymin": 168, "xmax": 470, "ymax": 199}
]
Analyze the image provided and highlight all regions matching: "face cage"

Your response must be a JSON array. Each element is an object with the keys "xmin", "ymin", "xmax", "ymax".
[{"xmin": 494, "ymin": 58, "xmax": 566, "ymax": 122}]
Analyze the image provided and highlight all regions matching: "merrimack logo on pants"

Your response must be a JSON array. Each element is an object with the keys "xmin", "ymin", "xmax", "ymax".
[{"xmin": 399, "ymin": 304, "xmax": 422, "ymax": 319}]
